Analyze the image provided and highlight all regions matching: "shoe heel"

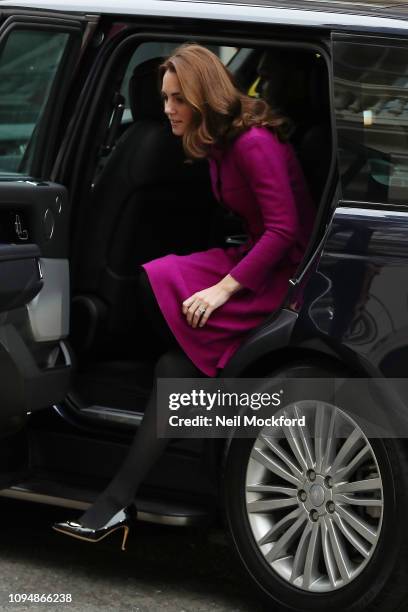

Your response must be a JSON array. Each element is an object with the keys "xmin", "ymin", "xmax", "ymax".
[{"xmin": 121, "ymin": 525, "xmax": 130, "ymax": 551}]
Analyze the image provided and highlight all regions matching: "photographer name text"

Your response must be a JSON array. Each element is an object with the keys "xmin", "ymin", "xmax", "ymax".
[{"xmin": 168, "ymin": 414, "xmax": 306, "ymax": 427}]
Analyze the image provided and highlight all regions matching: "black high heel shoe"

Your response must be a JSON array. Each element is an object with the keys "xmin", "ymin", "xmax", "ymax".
[{"xmin": 52, "ymin": 506, "xmax": 137, "ymax": 551}]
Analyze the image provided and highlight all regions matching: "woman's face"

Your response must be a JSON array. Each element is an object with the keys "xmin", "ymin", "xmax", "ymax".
[{"xmin": 161, "ymin": 70, "xmax": 194, "ymax": 136}]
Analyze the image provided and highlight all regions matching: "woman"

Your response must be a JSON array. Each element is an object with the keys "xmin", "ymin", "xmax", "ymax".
[{"xmin": 53, "ymin": 43, "xmax": 315, "ymax": 549}]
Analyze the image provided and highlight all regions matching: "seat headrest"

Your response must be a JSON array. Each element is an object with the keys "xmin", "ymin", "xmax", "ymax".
[
  {"xmin": 256, "ymin": 49, "xmax": 327, "ymax": 120},
  {"xmin": 129, "ymin": 56, "xmax": 166, "ymax": 122},
  {"xmin": 257, "ymin": 48, "xmax": 310, "ymax": 76}
]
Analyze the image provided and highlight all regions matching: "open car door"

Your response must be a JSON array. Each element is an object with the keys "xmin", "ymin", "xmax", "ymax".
[{"xmin": 0, "ymin": 10, "xmax": 87, "ymax": 449}]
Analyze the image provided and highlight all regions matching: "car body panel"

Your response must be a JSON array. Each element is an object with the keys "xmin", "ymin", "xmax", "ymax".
[
  {"xmin": 293, "ymin": 207, "xmax": 408, "ymax": 376},
  {"xmin": 1, "ymin": 0, "xmax": 408, "ymax": 34}
]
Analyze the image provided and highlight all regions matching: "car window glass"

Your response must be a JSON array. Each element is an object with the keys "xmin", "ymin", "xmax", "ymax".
[
  {"xmin": 0, "ymin": 29, "xmax": 69, "ymax": 177},
  {"xmin": 334, "ymin": 40, "xmax": 408, "ymax": 205}
]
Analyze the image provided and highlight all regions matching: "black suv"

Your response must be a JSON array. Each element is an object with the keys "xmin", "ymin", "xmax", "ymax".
[{"xmin": 0, "ymin": 1, "xmax": 408, "ymax": 610}]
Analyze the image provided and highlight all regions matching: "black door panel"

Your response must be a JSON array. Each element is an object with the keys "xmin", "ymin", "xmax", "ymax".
[
  {"xmin": 0, "ymin": 181, "xmax": 69, "ymax": 257},
  {"xmin": 0, "ymin": 181, "xmax": 72, "ymax": 420},
  {"xmin": 0, "ymin": 325, "xmax": 71, "ymax": 437},
  {"xmin": 0, "ymin": 243, "xmax": 42, "ymax": 311}
]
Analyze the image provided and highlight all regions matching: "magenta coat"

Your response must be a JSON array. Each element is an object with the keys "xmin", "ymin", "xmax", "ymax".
[{"xmin": 142, "ymin": 126, "xmax": 315, "ymax": 376}]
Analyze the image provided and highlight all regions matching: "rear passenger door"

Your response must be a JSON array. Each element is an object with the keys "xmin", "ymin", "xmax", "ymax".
[
  {"xmin": 309, "ymin": 33, "xmax": 408, "ymax": 374},
  {"xmin": 0, "ymin": 11, "xmax": 87, "ymax": 439}
]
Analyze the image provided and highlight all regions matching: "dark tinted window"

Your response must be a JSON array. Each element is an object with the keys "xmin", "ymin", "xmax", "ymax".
[
  {"xmin": 334, "ymin": 39, "xmax": 408, "ymax": 205},
  {"xmin": 0, "ymin": 29, "xmax": 69, "ymax": 175}
]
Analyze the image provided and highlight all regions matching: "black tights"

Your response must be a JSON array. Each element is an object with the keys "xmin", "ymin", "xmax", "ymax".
[{"xmin": 79, "ymin": 269, "xmax": 205, "ymax": 530}]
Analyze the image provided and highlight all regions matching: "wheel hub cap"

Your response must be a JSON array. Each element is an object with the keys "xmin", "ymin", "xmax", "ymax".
[
  {"xmin": 245, "ymin": 400, "xmax": 384, "ymax": 593},
  {"xmin": 309, "ymin": 484, "xmax": 325, "ymax": 507}
]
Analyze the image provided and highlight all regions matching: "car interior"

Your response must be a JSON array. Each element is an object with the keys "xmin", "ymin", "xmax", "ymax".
[{"xmin": 64, "ymin": 40, "xmax": 333, "ymax": 426}]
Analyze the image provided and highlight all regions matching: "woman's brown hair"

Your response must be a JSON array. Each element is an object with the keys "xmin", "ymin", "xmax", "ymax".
[{"xmin": 159, "ymin": 43, "xmax": 292, "ymax": 158}]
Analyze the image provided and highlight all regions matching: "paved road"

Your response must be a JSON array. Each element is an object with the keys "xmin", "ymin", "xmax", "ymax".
[{"xmin": 0, "ymin": 499, "xmax": 267, "ymax": 612}]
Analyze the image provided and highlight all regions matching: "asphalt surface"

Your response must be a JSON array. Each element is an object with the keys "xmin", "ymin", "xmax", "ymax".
[{"xmin": 0, "ymin": 499, "xmax": 267, "ymax": 612}]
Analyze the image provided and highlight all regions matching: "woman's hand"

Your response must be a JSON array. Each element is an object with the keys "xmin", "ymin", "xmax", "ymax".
[{"xmin": 182, "ymin": 274, "xmax": 243, "ymax": 328}]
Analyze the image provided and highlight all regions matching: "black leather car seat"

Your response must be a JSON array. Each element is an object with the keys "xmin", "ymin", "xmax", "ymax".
[
  {"xmin": 71, "ymin": 57, "xmax": 216, "ymax": 355},
  {"xmin": 256, "ymin": 49, "xmax": 331, "ymax": 204}
]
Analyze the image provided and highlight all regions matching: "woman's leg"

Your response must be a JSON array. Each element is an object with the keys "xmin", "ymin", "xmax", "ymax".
[{"xmin": 79, "ymin": 348, "xmax": 204, "ymax": 530}]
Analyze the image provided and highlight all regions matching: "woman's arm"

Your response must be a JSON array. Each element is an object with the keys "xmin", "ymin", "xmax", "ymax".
[
  {"xmin": 227, "ymin": 133, "xmax": 299, "ymax": 293},
  {"xmin": 182, "ymin": 132, "xmax": 299, "ymax": 327},
  {"xmin": 218, "ymin": 273, "xmax": 243, "ymax": 296}
]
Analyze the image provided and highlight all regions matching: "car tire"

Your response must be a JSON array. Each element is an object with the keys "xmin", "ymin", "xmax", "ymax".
[{"xmin": 223, "ymin": 365, "xmax": 408, "ymax": 612}]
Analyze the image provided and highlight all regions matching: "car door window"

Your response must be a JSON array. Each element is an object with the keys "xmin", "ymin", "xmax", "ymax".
[
  {"xmin": 0, "ymin": 29, "xmax": 70, "ymax": 176},
  {"xmin": 333, "ymin": 36, "xmax": 408, "ymax": 205}
]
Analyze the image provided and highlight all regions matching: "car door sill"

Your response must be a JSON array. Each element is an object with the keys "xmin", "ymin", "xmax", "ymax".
[
  {"xmin": 79, "ymin": 405, "xmax": 144, "ymax": 427},
  {"xmin": 0, "ymin": 484, "xmax": 210, "ymax": 526}
]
